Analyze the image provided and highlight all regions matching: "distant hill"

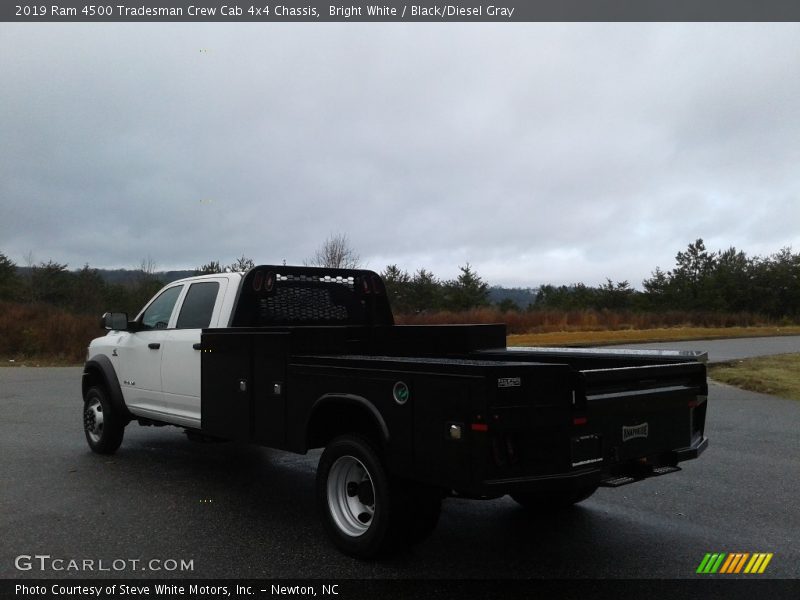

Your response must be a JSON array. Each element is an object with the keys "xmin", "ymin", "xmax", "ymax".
[
  {"xmin": 15, "ymin": 266, "xmax": 196, "ymax": 286},
  {"xmin": 488, "ymin": 286, "xmax": 538, "ymax": 309},
  {"xmin": 98, "ymin": 269, "xmax": 197, "ymax": 285}
]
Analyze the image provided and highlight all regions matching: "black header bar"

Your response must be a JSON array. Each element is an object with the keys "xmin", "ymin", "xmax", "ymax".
[
  {"xmin": 3, "ymin": 1, "xmax": 800, "ymax": 23},
  {"xmin": 3, "ymin": 579, "xmax": 800, "ymax": 600}
]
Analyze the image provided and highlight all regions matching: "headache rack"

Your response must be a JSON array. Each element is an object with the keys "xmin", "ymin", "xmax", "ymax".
[{"xmin": 229, "ymin": 265, "xmax": 394, "ymax": 328}]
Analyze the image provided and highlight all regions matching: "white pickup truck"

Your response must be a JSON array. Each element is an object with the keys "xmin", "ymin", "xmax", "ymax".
[
  {"xmin": 84, "ymin": 271, "xmax": 238, "ymax": 436},
  {"xmin": 82, "ymin": 265, "xmax": 708, "ymax": 558}
]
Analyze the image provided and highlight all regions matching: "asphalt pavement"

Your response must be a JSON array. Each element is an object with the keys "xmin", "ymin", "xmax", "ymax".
[{"xmin": 1, "ymin": 337, "xmax": 798, "ymax": 583}]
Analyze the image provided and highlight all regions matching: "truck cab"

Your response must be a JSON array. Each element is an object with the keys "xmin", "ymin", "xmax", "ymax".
[{"xmin": 89, "ymin": 273, "xmax": 240, "ymax": 429}]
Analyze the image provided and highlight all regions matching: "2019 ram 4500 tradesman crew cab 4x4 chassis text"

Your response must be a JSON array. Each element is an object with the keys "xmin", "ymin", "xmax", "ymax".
[{"xmin": 82, "ymin": 265, "xmax": 708, "ymax": 558}]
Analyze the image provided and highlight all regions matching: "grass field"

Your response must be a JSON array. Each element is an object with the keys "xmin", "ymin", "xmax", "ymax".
[
  {"xmin": 507, "ymin": 326, "xmax": 800, "ymax": 347},
  {"xmin": 708, "ymin": 353, "xmax": 800, "ymax": 401}
]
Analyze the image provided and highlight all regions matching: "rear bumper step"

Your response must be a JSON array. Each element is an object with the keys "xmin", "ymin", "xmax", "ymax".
[{"xmin": 600, "ymin": 465, "xmax": 681, "ymax": 487}]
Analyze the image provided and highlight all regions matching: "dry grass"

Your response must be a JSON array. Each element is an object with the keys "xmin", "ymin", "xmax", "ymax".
[
  {"xmin": 398, "ymin": 307, "xmax": 779, "ymax": 334},
  {"xmin": 399, "ymin": 307, "xmax": 800, "ymax": 347},
  {"xmin": 508, "ymin": 326, "xmax": 800, "ymax": 347},
  {"xmin": 0, "ymin": 301, "xmax": 98, "ymax": 365},
  {"xmin": 709, "ymin": 354, "xmax": 800, "ymax": 401}
]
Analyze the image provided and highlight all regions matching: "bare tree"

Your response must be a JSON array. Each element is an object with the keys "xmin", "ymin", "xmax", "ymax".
[
  {"xmin": 306, "ymin": 234, "xmax": 361, "ymax": 269},
  {"xmin": 131, "ymin": 256, "xmax": 162, "ymax": 310},
  {"xmin": 138, "ymin": 256, "xmax": 157, "ymax": 281}
]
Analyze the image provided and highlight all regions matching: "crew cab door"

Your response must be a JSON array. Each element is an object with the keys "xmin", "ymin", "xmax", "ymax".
[
  {"xmin": 160, "ymin": 279, "xmax": 228, "ymax": 427},
  {"xmin": 116, "ymin": 283, "xmax": 184, "ymax": 416}
]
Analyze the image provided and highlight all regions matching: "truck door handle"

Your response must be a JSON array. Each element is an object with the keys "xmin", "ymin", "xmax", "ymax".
[
  {"xmin": 148, "ymin": 343, "xmax": 161, "ymax": 350},
  {"xmin": 193, "ymin": 343, "xmax": 202, "ymax": 350}
]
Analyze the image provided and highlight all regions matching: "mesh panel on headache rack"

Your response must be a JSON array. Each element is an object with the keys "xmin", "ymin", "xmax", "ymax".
[
  {"xmin": 254, "ymin": 278, "xmax": 363, "ymax": 325},
  {"xmin": 256, "ymin": 287, "xmax": 346, "ymax": 323}
]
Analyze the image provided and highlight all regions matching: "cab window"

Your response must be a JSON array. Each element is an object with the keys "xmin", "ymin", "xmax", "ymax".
[
  {"xmin": 176, "ymin": 282, "xmax": 220, "ymax": 329},
  {"xmin": 141, "ymin": 286, "xmax": 183, "ymax": 329}
]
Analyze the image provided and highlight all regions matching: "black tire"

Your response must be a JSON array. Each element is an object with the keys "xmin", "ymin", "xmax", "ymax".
[
  {"xmin": 316, "ymin": 435, "xmax": 438, "ymax": 558},
  {"xmin": 83, "ymin": 385, "xmax": 125, "ymax": 454},
  {"xmin": 510, "ymin": 485, "xmax": 598, "ymax": 510}
]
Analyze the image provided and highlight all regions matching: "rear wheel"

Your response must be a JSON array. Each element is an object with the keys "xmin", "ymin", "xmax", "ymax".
[
  {"xmin": 83, "ymin": 386, "xmax": 125, "ymax": 454},
  {"xmin": 510, "ymin": 485, "xmax": 598, "ymax": 510},
  {"xmin": 316, "ymin": 435, "xmax": 440, "ymax": 558}
]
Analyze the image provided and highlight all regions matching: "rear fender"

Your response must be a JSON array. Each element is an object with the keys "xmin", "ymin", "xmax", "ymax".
[{"xmin": 305, "ymin": 393, "xmax": 390, "ymax": 451}]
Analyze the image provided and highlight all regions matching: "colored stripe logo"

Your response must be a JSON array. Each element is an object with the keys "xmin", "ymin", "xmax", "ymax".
[{"xmin": 697, "ymin": 553, "xmax": 773, "ymax": 574}]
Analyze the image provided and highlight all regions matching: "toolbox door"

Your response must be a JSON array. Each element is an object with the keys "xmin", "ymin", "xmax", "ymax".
[
  {"xmin": 252, "ymin": 332, "xmax": 290, "ymax": 447},
  {"xmin": 200, "ymin": 331, "xmax": 254, "ymax": 441}
]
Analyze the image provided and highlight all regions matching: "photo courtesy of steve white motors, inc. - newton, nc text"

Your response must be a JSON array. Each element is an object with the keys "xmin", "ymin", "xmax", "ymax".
[{"xmin": 3, "ymin": 1, "xmax": 800, "ymax": 600}]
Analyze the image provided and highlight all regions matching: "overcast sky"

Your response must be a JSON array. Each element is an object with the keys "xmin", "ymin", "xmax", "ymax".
[{"xmin": 1, "ymin": 23, "xmax": 799, "ymax": 288}]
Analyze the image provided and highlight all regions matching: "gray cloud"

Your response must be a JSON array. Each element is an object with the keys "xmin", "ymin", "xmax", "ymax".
[{"xmin": 1, "ymin": 23, "xmax": 799, "ymax": 287}]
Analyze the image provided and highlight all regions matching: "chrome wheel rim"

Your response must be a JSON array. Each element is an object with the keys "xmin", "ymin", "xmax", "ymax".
[
  {"xmin": 84, "ymin": 397, "xmax": 104, "ymax": 443},
  {"xmin": 327, "ymin": 455, "xmax": 375, "ymax": 537}
]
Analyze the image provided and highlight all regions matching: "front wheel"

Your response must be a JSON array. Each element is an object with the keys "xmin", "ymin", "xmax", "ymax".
[
  {"xmin": 316, "ymin": 435, "xmax": 438, "ymax": 558},
  {"xmin": 83, "ymin": 386, "xmax": 125, "ymax": 454}
]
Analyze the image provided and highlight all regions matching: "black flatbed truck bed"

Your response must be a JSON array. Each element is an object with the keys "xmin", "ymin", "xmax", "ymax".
[{"xmin": 195, "ymin": 266, "xmax": 708, "ymax": 557}]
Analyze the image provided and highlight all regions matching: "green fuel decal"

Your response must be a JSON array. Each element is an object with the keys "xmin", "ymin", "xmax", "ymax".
[{"xmin": 392, "ymin": 381, "xmax": 410, "ymax": 405}]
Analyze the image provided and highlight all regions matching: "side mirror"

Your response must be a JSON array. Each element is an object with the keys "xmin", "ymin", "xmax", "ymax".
[{"xmin": 101, "ymin": 312, "xmax": 129, "ymax": 331}]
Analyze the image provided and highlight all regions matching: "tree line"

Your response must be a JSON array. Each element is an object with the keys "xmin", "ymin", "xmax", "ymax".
[
  {"xmin": 380, "ymin": 263, "xmax": 490, "ymax": 313},
  {"xmin": 534, "ymin": 239, "xmax": 800, "ymax": 319},
  {"xmin": 1, "ymin": 238, "xmax": 798, "ymax": 319},
  {"xmin": 0, "ymin": 255, "xmax": 164, "ymax": 317}
]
